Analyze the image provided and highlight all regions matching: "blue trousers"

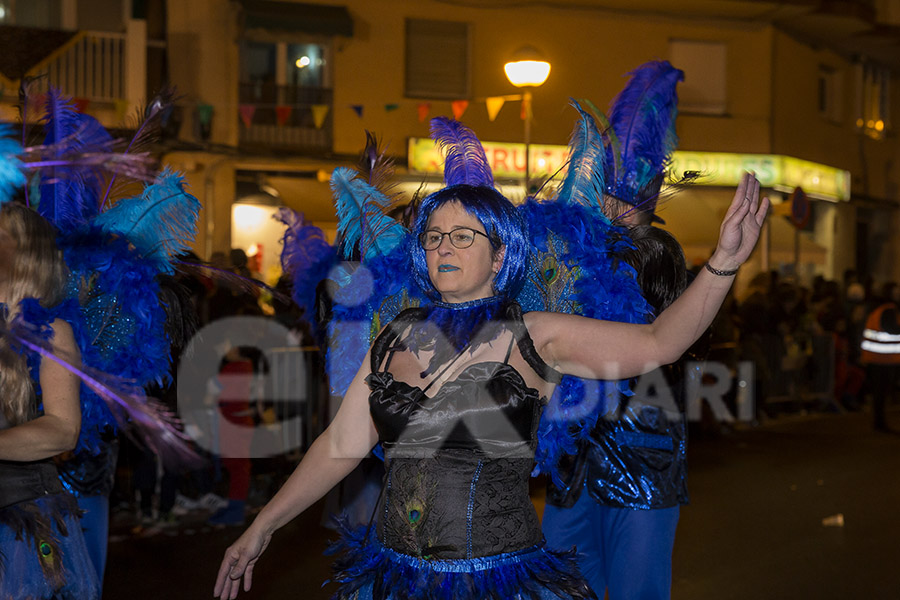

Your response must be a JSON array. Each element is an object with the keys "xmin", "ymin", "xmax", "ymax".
[
  {"xmin": 542, "ymin": 490, "xmax": 680, "ymax": 600},
  {"xmin": 77, "ymin": 494, "xmax": 110, "ymax": 591}
]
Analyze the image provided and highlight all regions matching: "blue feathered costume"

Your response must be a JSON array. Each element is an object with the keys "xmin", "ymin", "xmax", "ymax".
[
  {"xmin": 0, "ymin": 89, "xmax": 200, "ymax": 597},
  {"xmin": 276, "ymin": 103, "xmax": 661, "ymax": 598},
  {"xmin": 541, "ymin": 60, "xmax": 692, "ymax": 600}
]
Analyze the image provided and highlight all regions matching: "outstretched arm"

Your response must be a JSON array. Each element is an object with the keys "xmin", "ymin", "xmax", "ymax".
[
  {"xmin": 530, "ymin": 172, "xmax": 769, "ymax": 379},
  {"xmin": 0, "ymin": 319, "xmax": 81, "ymax": 460},
  {"xmin": 214, "ymin": 350, "xmax": 379, "ymax": 599}
]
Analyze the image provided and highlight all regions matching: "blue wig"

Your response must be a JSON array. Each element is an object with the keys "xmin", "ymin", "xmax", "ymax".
[{"xmin": 410, "ymin": 184, "xmax": 529, "ymax": 301}]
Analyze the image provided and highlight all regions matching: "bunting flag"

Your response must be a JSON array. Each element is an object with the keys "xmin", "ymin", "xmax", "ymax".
[
  {"xmin": 385, "ymin": 103, "xmax": 400, "ymax": 112},
  {"xmin": 72, "ymin": 97, "xmax": 90, "ymax": 113},
  {"xmin": 486, "ymin": 96, "xmax": 505, "ymax": 121},
  {"xmin": 311, "ymin": 104, "xmax": 329, "ymax": 129},
  {"xmin": 451, "ymin": 99, "xmax": 469, "ymax": 120},
  {"xmin": 239, "ymin": 104, "xmax": 256, "ymax": 128},
  {"xmin": 417, "ymin": 102, "xmax": 431, "ymax": 123},
  {"xmin": 350, "ymin": 104, "xmax": 364, "ymax": 118},
  {"xmin": 197, "ymin": 102, "xmax": 214, "ymax": 125},
  {"xmin": 114, "ymin": 99, "xmax": 129, "ymax": 123},
  {"xmin": 275, "ymin": 105, "xmax": 293, "ymax": 126}
]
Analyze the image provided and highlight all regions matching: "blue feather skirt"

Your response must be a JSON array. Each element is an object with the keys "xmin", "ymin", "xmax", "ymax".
[
  {"xmin": 327, "ymin": 521, "xmax": 595, "ymax": 600},
  {"xmin": 0, "ymin": 494, "xmax": 100, "ymax": 600}
]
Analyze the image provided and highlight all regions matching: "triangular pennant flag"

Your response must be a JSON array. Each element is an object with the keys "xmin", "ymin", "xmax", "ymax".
[
  {"xmin": 114, "ymin": 99, "xmax": 129, "ymax": 123},
  {"xmin": 417, "ymin": 102, "xmax": 431, "ymax": 123},
  {"xmin": 275, "ymin": 105, "xmax": 293, "ymax": 126},
  {"xmin": 239, "ymin": 104, "xmax": 256, "ymax": 128},
  {"xmin": 451, "ymin": 100, "xmax": 469, "ymax": 120},
  {"xmin": 385, "ymin": 103, "xmax": 400, "ymax": 112},
  {"xmin": 72, "ymin": 97, "xmax": 90, "ymax": 113},
  {"xmin": 485, "ymin": 96, "xmax": 505, "ymax": 122},
  {"xmin": 350, "ymin": 105, "xmax": 364, "ymax": 118},
  {"xmin": 311, "ymin": 104, "xmax": 329, "ymax": 129},
  {"xmin": 197, "ymin": 102, "xmax": 214, "ymax": 125}
]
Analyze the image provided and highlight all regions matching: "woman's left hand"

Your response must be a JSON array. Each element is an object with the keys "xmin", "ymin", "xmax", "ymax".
[{"xmin": 710, "ymin": 172, "xmax": 770, "ymax": 270}]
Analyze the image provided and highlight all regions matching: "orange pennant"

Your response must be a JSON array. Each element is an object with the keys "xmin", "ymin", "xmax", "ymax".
[
  {"xmin": 451, "ymin": 100, "xmax": 469, "ymax": 120},
  {"xmin": 417, "ymin": 102, "xmax": 431, "ymax": 123}
]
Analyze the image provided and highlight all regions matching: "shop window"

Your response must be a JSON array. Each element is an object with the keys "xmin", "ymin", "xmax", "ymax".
[
  {"xmin": 854, "ymin": 62, "xmax": 890, "ymax": 140},
  {"xmin": 405, "ymin": 18, "xmax": 470, "ymax": 99},
  {"xmin": 669, "ymin": 39, "xmax": 727, "ymax": 115},
  {"xmin": 818, "ymin": 65, "xmax": 843, "ymax": 124}
]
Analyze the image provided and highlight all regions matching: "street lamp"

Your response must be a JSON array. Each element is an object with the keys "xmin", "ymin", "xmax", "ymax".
[{"xmin": 504, "ymin": 45, "xmax": 551, "ymax": 193}]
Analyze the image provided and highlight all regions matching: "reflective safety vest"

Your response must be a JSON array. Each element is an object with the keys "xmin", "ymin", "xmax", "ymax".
[{"xmin": 861, "ymin": 303, "xmax": 900, "ymax": 364}]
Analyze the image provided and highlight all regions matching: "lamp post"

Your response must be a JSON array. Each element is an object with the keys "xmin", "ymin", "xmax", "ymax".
[{"xmin": 504, "ymin": 46, "xmax": 551, "ymax": 193}]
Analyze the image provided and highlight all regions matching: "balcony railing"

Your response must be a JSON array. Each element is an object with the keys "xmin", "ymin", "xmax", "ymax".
[
  {"xmin": 238, "ymin": 82, "xmax": 332, "ymax": 153},
  {"xmin": 30, "ymin": 31, "xmax": 126, "ymax": 102}
]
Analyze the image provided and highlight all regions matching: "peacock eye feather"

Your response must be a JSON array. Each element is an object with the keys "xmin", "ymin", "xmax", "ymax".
[
  {"xmin": 542, "ymin": 256, "xmax": 558, "ymax": 284},
  {"xmin": 39, "ymin": 542, "xmax": 53, "ymax": 557}
]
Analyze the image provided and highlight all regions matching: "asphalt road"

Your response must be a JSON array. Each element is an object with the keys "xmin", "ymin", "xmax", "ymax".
[{"xmin": 104, "ymin": 407, "xmax": 900, "ymax": 599}]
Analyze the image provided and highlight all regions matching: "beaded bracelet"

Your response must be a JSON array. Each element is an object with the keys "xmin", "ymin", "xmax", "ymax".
[{"xmin": 705, "ymin": 262, "xmax": 739, "ymax": 277}]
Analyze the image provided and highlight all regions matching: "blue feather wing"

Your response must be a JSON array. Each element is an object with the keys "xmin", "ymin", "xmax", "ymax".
[
  {"xmin": 556, "ymin": 100, "xmax": 609, "ymax": 214},
  {"xmin": 430, "ymin": 117, "xmax": 494, "ymax": 187},
  {"xmin": 330, "ymin": 167, "xmax": 406, "ymax": 261},
  {"xmin": 37, "ymin": 88, "xmax": 113, "ymax": 228},
  {"xmin": 607, "ymin": 61, "xmax": 684, "ymax": 202},
  {"xmin": 274, "ymin": 207, "xmax": 337, "ymax": 325},
  {"xmin": 93, "ymin": 167, "xmax": 201, "ymax": 273},
  {"xmin": 0, "ymin": 124, "xmax": 26, "ymax": 204}
]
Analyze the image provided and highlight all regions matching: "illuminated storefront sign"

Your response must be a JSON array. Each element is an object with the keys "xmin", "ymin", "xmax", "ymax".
[
  {"xmin": 408, "ymin": 139, "xmax": 851, "ymax": 202},
  {"xmin": 408, "ymin": 138, "xmax": 569, "ymax": 181},
  {"xmin": 669, "ymin": 151, "xmax": 850, "ymax": 201}
]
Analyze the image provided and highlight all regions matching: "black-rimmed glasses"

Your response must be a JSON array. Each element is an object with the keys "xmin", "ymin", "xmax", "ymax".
[{"xmin": 418, "ymin": 227, "xmax": 489, "ymax": 250}]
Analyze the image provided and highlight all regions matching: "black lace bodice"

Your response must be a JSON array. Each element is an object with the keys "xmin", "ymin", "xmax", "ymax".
[{"xmin": 365, "ymin": 301, "xmax": 560, "ymax": 559}]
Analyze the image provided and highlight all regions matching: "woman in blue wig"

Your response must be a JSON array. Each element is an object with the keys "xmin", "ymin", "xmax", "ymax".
[
  {"xmin": 215, "ymin": 119, "xmax": 768, "ymax": 600},
  {"xmin": 0, "ymin": 201, "xmax": 99, "ymax": 599}
]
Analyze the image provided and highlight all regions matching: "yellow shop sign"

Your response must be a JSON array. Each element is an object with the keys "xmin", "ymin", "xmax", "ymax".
[{"xmin": 408, "ymin": 139, "xmax": 851, "ymax": 202}]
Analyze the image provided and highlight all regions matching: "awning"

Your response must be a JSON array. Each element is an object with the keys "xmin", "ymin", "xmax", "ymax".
[{"xmin": 237, "ymin": 1, "xmax": 353, "ymax": 38}]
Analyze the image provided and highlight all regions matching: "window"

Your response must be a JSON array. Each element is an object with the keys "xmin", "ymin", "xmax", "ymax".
[
  {"xmin": 1, "ymin": 0, "xmax": 62, "ymax": 28},
  {"xmin": 818, "ymin": 65, "xmax": 843, "ymax": 124},
  {"xmin": 405, "ymin": 18, "xmax": 470, "ymax": 99},
  {"xmin": 669, "ymin": 39, "xmax": 727, "ymax": 115},
  {"xmin": 855, "ymin": 62, "xmax": 890, "ymax": 139}
]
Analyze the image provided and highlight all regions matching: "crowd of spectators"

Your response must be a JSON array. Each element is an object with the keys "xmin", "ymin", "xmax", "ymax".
[{"xmin": 704, "ymin": 267, "xmax": 893, "ymax": 425}]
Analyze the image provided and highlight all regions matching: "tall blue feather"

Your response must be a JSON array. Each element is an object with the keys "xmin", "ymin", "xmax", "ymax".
[
  {"xmin": 429, "ymin": 117, "xmax": 494, "ymax": 187},
  {"xmin": 330, "ymin": 166, "xmax": 406, "ymax": 261},
  {"xmin": 93, "ymin": 167, "xmax": 201, "ymax": 274},
  {"xmin": 556, "ymin": 100, "xmax": 609, "ymax": 215},
  {"xmin": 605, "ymin": 61, "xmax": 683, "ymax": 206},
  {"xmin": 0, "ymin": 124, "xmax": 25, "ymax": 204},
  {"xmin": 274, "ymin": 207, "xmax": 337, "ymax": 323},
  {"xmin": 37, "ymin": 88, "xmax": 113, "ymax": 229}
]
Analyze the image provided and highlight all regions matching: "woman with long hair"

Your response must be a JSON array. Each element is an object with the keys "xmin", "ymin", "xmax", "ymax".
[{"xmin": 0, "ymin": 201, "xmax": 99, "ymax": 599}]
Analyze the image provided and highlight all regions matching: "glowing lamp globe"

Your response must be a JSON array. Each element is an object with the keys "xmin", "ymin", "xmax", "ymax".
[{"xmin": 504, "ymin": 46, "xmax": 551, "ymax": 88}]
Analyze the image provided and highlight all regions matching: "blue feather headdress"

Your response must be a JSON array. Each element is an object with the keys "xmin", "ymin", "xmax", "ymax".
[
  {"xmin": 604, "ymin": 60, "xmax": 684, "ymax": 219},
  {"xmin": 430, "ymin": 116, "xmax": 494, "ymax": 188}
]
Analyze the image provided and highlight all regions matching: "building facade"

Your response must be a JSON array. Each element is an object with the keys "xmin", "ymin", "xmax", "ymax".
[{"xmin": 2, "ymin": 0, "xmax": 899, "ymax": 289}]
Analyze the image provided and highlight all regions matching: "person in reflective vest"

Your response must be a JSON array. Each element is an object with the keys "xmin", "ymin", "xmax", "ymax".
[{"xmin": 859, "ymin": 282, "xmax": 900, "ymax": 431}]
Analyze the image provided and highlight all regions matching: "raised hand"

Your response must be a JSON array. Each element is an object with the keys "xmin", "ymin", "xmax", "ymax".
[{"xmin": 711, "ymin": 172, "xmax": 769, "ymax": 271}]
